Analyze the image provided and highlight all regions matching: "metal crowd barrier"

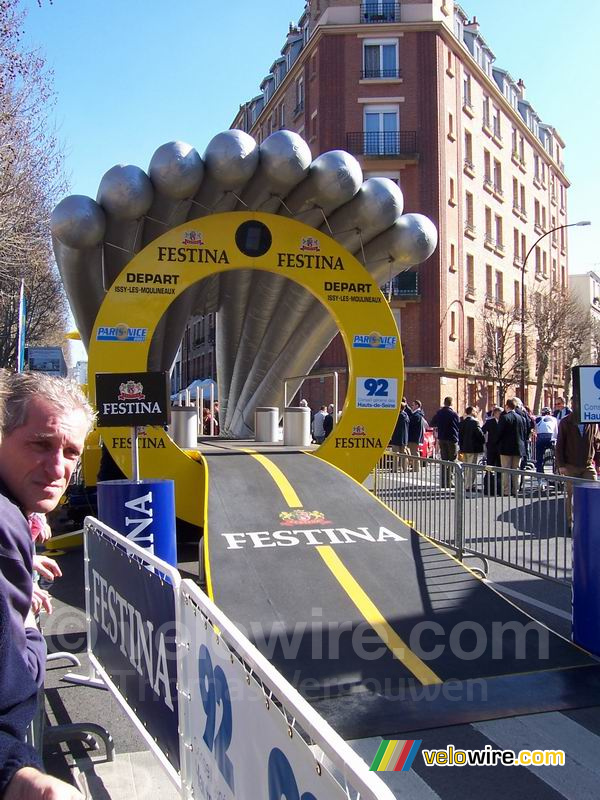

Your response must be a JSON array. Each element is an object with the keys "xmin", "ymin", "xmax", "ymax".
[{"xmin": 374, "ymin": 453, "xmax": 592, "ymax": 584}]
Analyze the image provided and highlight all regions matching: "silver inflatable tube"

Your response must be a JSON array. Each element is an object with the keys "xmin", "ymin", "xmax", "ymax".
[
  {"xmin": 321, "ymin": 177, "xmax": 404, "ymax": 253},
  {"xmin": 238, "ymin": 130, "xmax": 312, "ymax": 211},
  {"xmin": 190, "ymin": 130, "xmax": 259, "ymax": 217},
  {"xmin": 50, "ymin": 195, "xmax": 107, "ymax": 350},
  {"xmin": 96, "ymin": 165, "xmax": 154, "ymax": 288},
  {"xmin": 144, "ymin": 142, "xmax": 206, "ymax": 370}
]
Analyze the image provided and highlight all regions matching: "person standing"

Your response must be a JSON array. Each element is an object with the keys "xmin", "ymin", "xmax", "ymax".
[
  {"xmin": 555, "ymin": 397, "xmax": 600, "ymax": 530},
  {"xmin": 553, "ymin": 396, "xmax": 572, "ymax": 421},
  {"xmin": 323, "ymin": 404, "xmax": 335, "ymax": 440},
  {"xmin": 312, "ymin": 405, "xmax": 327, "ymax": 444},
  {"xmin": 459, "ymin": 407, "xmax": 485, "ymax": 490},
  {"xmin": 407, "ymin": 400, "xmax": 427, "ymax": 472},
  {"xmin": 482, "ymin": 406, "xmax": 503, "ymax": 494},
  {"xmin": 431, "ymin": 397, "xmax": 460, "ymax": 487},
  {"xmin": 496, "ymin": 398, "xmax": 527, "ymax": 496},
  {"xmin": 534, "ymin": 408, "xmax": 559, "ymax": 474},
  {"xmin": 389, "ymin": 400, "xmax": 410, "ymax": 471},
  {"xmin": 0, "ymin": 372, "xmax": 94, "ymax": 686}
]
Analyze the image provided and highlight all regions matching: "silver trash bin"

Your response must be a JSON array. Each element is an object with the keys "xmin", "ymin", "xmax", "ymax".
[
  {"xmin": 255, "ymin": 406, "xmax": 279, "ymax": 443},
  {"xmin": 170, "ymin": 407, "xmax": 197, "ymax": 448},
  {"xmin": 283, "ymin": 407, "xmax": 311, "ymax": 447}
]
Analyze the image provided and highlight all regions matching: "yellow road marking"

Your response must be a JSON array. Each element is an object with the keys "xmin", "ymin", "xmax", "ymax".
[
  {"xmin": 240, "ymin": 448, "xmax": 303, "ymax": 508},
  {"xmin": 316, "ymin": 545, "xmax": 442, "ymax": 686}
]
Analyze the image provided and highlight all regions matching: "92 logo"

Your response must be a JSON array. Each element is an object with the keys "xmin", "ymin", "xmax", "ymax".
[{"xmin": 198, "ymin": 645, "xmax": 234, "ymax": 791}]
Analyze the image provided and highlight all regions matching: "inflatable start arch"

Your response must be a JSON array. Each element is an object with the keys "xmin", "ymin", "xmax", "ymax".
[{"xmin": 88, "ymin": 211, "xmax": 404, "ymax": 527}]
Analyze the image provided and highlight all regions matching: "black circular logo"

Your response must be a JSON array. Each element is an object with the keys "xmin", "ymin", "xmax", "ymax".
[{"xmin": 235, "ymin": 220, "xmax": 272, "ymax": 258}]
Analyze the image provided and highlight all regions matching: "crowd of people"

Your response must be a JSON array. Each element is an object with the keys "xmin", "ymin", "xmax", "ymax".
[
  {"xmin": 389, "ymin": 393, "xmax": 600, "ymax": 527},
  {"xmin": 0, "ymin": 371, "xmax": 94, "ymax": 799}
]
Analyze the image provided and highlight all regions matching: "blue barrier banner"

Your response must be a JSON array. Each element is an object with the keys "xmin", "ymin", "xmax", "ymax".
[
  {"xmin": 86, "ymin": 527, "xmax": 180, "ymax": 770},
  {"xmin": 97, "ymin": 479, "xmax": 177, "ymax": 566},
  {"xmin": 572, "ymin": 482, "xmax": 600, "ymax": 656}
]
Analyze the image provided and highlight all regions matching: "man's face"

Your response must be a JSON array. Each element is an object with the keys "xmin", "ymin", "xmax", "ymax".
[{"xmin": 0, "ymin": 397, "xmax": 87, "ymax": 514}]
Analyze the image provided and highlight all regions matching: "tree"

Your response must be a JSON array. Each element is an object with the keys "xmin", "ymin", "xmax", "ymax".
[
  {"xmin": 478, "ymin": 301, "xmax": 521, "ymax": 405},
  {"xmin": 562, "ymin": 305, "xmax": 594, "ymax": 400},
  {"xmin": 526, "ymin": 287, "xmax": 582, "ymax": 413},
  {"xmin": 0, "ymin": 0, "xmax": 68, "ymax": 370}
]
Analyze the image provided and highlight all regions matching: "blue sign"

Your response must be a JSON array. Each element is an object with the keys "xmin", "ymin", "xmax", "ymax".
[{"xmin": 97, "ymin": 479, "xmax": 177, "ymax": 566}]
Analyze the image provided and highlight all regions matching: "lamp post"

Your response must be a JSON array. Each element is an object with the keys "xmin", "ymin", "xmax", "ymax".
[{"xmin": 519, "ymin": 220, "xmax": 591, "ymax": 402}]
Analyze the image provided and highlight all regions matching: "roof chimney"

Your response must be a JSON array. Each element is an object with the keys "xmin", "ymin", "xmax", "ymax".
[
  {"xmin": 517, "ymin": 78, "xmax": 526, "ymax": 99},
  {"xmin": 464, "ymin": 16, "xmax": 480, "ymax": 33}
]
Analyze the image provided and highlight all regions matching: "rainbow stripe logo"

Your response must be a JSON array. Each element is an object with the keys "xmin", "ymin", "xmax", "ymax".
[{"xmin": 370, "ymin": 739, "xmax": 422, "ymax": 772}]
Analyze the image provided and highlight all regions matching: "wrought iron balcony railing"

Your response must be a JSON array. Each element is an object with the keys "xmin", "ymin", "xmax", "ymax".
[
  {"xmin": 361, "ymin": 67, "xmax": 401, "ymax": 79},
  {"xmin": 346, "ymin": 130, "xmax": 417, "ymax": 157},
  {"xmin": 360, "ymin": 2, "xmax": 401, "ymax": 23},
  {"xmin": 382, "ymin": 271, "xmax": 420, "ymax": 298}
]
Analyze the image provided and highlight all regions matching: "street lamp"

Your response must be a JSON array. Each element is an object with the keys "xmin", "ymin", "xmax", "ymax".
[{"xmin": 519, "ymin": 220, "xmax": 591, "ymax": 402}]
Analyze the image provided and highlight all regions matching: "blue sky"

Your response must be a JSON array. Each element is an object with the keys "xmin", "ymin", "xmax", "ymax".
[{"xmin": 23, "ymin": 0, "xmax": 598, "ymax": 275}]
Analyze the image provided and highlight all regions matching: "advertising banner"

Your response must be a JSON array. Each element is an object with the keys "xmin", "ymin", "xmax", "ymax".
[
  {"xmin": 572, "ymin": 364, "xmax": 600, "ymax": 423},
  {"xmin": 178, "ymin": 581, "xmax": 393, "ymax": 800},
  {"xmin": 95, "ymin": 371, "xmax": 170, "ymax": 427},
  {"xmin": 85, "ymin": 522, "xmax": 180, "ymax": 775},
  {"xmin": 96, "ymin": 479, "xmax": 177, "ymax": 566}
]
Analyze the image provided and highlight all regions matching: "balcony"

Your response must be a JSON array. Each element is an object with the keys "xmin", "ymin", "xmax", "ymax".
[
  {"xmin": 360, "ymin": 67, "xmax": 401, "ymax": 79},
  {"xmin": 360, "ymin": 2, "xmax": 402, "ymax": 23},
  {"xmin": 463, "ymin": 158, "xmax": 475, "ymax": 176},
  {"xmin": 464, "ymin": 222, "xmax": 476, "ymax": 239},
  {"xmin": 293, "ymin": 100, "xmax": 304, "ymax": 117},
  {"xmin": 382, "ymin": 271, "xmax": 420, "ymax": 299},
  {"xmin": 346, "ymin": 130, "xmax": 417, "ymax": 158}
]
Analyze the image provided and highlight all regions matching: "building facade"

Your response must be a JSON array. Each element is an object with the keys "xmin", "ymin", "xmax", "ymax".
[
  {"xmin": 176, "ymin": 0, "xmax": 570, "ymax": 419},
  {"xmin": 569, "ymin": 271, "xmax": 600, "ymax": 364}
]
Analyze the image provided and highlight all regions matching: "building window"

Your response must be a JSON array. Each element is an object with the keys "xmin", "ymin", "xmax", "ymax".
[
  {"xmin": 494, "ymin": 159, "xmax": 502, "ymax": 195},
  {"xmin": 465, "ymin": 191, "xmax": 475, "ymax": 236},
  {"xmin": 520, "ymin": 185, "xmax": 526, "ymax": 216},
  {"xmin": 485, "ymin": 206, "xmax": 493, "ymax": 246},
  {"xmin": 450, "ymin": 310, "xmax": 457, "ymax": 340},
  {"xmin": 466, "ymin": 253, "xmax": 475, "ymax": 298},
  {"xmin": 484, "ymin": 149, "xmax": 492, "ymax": 190},
  {"xmin": 463, "ymin": 73, "xmax": 472, "ymax": 108},
  {"xmin": 464, "ymin": 130, "xmax": 473, "ymax": 171},
  {"xmin": 495, "ymin": 215, "xmax": 503, "ymax": 249},
  {"xmin": 486, "ymin": 263, "xmax": 493, "ymax": 296},
  {"xmin": 483, "ymin": 95, "xmax": 491, "ymax": 129},
  {"xmin": 363, "ymin": 105, "xmax": 399, "ymax": 154},
  {"xmin": 310, "ymin": 111, "xmax": 318, "ymax": 140},
  {"xmin": 495, "ymin": 270, "xmax": 503, "ymax": 302},
  {"xmin": 514, "ymin": 279, "xmax": 520, "ymax": 308},
  {"xmin": 363, "ymin": 39, "xmax": 399, "ymax": 79},
  {"xmin": 448, "ymin": 112, "xmax": 455, "ymax": 140},
  {"xmin": 492, "ymin": 106, "xmax": 501, "ymax": 140},
  {"xmin": 449, "ymin": 241, "xmax": 456, "ymax": 270},
  {"xmin": 449, "ymin": 177, "xmax": 456, "ymax": 206},
  {"xmin": 512, "ymin": 178, "xmax": 519, "ymax": 209},
  {"xmin": 279, "ymin": 103, "xmax": 285, "ymax": 129},
  {"xmin": 294, "ymin": 76, "xmax": 304, "ymax": 116},
  {"xmin": 467, "ymin": 316, "xmax": 475, "ymax": 352}
]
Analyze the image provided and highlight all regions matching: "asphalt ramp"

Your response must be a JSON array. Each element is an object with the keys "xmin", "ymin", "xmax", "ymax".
[{"xmin": 203, "ymin": 446, "xmax": 600, "ymax": 738}]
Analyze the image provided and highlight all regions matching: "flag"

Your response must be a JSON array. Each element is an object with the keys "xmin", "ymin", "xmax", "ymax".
[{"xmin": 16, "ymin": 280, "xmax": 26, "ymax": 373}]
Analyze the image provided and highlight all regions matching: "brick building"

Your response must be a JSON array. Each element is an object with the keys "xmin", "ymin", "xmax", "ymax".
[{"xmin": 178, "ymin": 0, "xmax": 571, "ymax": 419}]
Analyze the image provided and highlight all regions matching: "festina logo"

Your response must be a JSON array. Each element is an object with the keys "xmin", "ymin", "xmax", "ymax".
[
  {"xmin": 335, "ymin": 437, "xmax": 383, "ymax": 448},
  {"xmin": 102, "ymin": 401, "xmax": 162, "ymax": 415},
  {"xmin": 221, "ymin": 526, "xmax": 407, "ymax": 550},
  {"xmin": 276, "ymin": 253, "xmax": 344, "ymax": 270},
  {"xmin": 157, "ymin": 245, "xmax": 229, "ymax": 264}
]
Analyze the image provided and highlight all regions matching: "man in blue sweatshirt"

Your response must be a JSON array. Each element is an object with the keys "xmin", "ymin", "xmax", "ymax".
[
  {"xmin": 0, "ymin": 373, "xmax": 94, "ymax": 686},
  {"xmin": 0, "ymin": 579, "xmax": 82, "ymax": 798}
]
